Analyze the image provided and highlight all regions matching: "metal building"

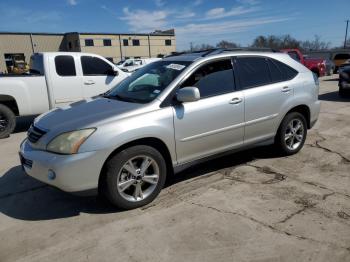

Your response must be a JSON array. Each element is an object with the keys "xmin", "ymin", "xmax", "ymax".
[{"xmin": 0, "ymin": 29, "xmax": 176, "ymax": 73}]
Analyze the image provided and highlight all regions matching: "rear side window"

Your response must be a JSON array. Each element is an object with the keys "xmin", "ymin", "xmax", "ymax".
[
  {"xmin": 287, "ymin": 51, "xmax": 301, "ymax": 62},
  {"xmin": 267, "ymin": 58, "xmax": 297, "ymax": 82},
  {"xmin": 54, "ymin": 55, "xmax": 76, "ymax": 76},
  {"xmin": 236, "ymin": 57, "xmax": 270, "ymax": 89},
  {"xmin": 180, "ymin": 59, "xmax": 235, "ymax": 98},
  {"xmin": 81, "ymin": 56, "xmax": 113, "ymax": 75}
]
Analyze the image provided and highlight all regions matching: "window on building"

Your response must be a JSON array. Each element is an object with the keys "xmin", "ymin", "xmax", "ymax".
[
  {"xmin": 180, "ymin": 59, "xmax": 235, "ymax": 98},
  {"xmin": 236, "ymin": 57, "xmax": 270, "ymax": 89},
  {"xmin": 68, "ymin": 42, "xmax": 72, "ymax": 49},
  {"xmin": 85, "ymin": 39, "xmax": 94, "ymax": 46},
  {"xmin": 75, "ymin": 40, "xmax": 79, "ymax": 48},
  {"xmin": 165, "ymin": 39, "xmax": 171, "ymax": 46},
  {"xmin": 55, "ymin": 55, "xmax": 76, "ymax": 76},
  {"xmin": 103, "ymin": 39, "xmax": 112, "ymax": 46},
  {"xmin": 132, "ymin": 39, "xmax": 140, "ymax": 46},
  {"xmin": 123, "ymin": 39, "xmax": 129, "ymax": 46},
  {"xmin": 81, "ymin": 56, "xmax": 113, "ymax": 75}
]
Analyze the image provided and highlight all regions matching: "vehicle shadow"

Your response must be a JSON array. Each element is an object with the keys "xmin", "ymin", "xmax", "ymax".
[
  {"xmin": 0, "ymin": 146, "xmax": 281, "ymax": 221},
  {"xmin": 319, "ymin": 91, "xmax": 350, "ymax": 102}
]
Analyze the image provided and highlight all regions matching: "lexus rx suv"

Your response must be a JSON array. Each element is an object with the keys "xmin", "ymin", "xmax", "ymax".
[{"xmin": 20, "ymin": 49, "xmax": 320, "ymax": 209}]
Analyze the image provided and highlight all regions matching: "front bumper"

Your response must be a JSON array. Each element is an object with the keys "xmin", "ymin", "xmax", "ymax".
[{"xmin": 19, "ymin": 139, "xmax": 109, "ymax": 193}]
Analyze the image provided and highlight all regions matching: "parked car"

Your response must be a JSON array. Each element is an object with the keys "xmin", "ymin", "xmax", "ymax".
[
  {"xmin": 0, "ymin": 52, "xmax": 128, "ymax": 138},
  {"xmin": 117, "ymin": 58, "xmax": 161, "ymax": 73},
  {"xmin": 338, "ymin": 59, "xmax": 350, "ymax": 74},
  {"xmin": 20, "ymin": 49, "xmax": 320, "ymax": 209},
  {"xmin": 324, "ymin": 58, "xmax": 335, "ymax": 76},
  {"xmin": 281, "ymin": 49, "xmax": 326, "ymax": 77},
  {"xmin": 339, "ymin": 64, "xmax": 350, "ymax": 97}
]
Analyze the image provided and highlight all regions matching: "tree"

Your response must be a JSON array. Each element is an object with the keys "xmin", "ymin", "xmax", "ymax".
[
  {"xmin": 216, "ymin": 40, "xmax": 239, "ymax": 48},
  {"xmin": 251, "ymin": 34, "xmax": 300, "ymax": 50},
  {"xmin": 300, "ymin": 35, "xmax": 331, "ymax": 51}
]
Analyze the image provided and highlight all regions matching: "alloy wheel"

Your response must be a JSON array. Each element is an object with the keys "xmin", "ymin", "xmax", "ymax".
[
  {"xmin": 0, "ymin": 114, "xmax": 8, "ymax": 132},
  {"xmin": 284, "ymin": 118, "xmax": 304, "ymax": 151},
  {"xmin": 117, "ymin": 155, "xmax": 160, "ymax": 202}
]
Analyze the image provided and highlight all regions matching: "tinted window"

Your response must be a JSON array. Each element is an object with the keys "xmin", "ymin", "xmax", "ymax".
[
  {"xmin": 132, "ymin": 39, "xmax": 140, "ymax": 46},
  {"xmin": 181, "ymin": 59, "xmax": 235, "ymax": 98},
  {"xmin": 29, "ymin": 54, "xmax": 44, "ymax": 75},
  {"xmin": 236, "ymin": 57, "xmax": 270, "ymax": 89},
  {"xmin": 103, "ymin": 39, "xmax": 112, "ymax": 46},
  {"xmin": 287, "ymin": 51, "xmax": 300, "ymax": 62},
  {"xmin": 55, "ymin": 55, "xmax": 76, "ymax": 76},
  {"xmin": 85, "ymin": 39, "xmax": 94, "ymax": 46},
  {"xmin": 267, "ymin": 59, "xmax": 285, "ymax": 82},
  {"xmin": 165, "ymin": 39, "xmax": 171, "ymax": 46},
  {"xmin": 81, "ymin": 56, "xmax": 112, "ymax": 75},
  {"xmin": 274, "ymin": 59, "xmax": 298, "ymax": 80},
  {"xmin": 123, "ymin": 39, "xmax": 129, "ymax": 46}
]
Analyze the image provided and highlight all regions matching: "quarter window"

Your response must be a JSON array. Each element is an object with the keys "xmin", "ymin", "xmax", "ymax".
[
  {"xmin": 54, "ymin": 55, "xmax": 76, "ymax": 76},
  {"xmin": 180, "ymin": 59, "xmax": 235, "ymax": 98},
  {"xmin": 287, "ymin": 51, "xmax": 300, "ymax": 62},
  {"xmin": 85, "ymin": 39, "xmax": 94, "ymax": 46},
  {"xmin": 268, "ymin": 58, "xmax": 298, "ymax": 81},
  {"xmin": 236, "ymin": 57, "xmax": 270, "ymax": 89},
  {"xmin": 81, "ymin": 56, "xmax": 113, "ymax": 75}
]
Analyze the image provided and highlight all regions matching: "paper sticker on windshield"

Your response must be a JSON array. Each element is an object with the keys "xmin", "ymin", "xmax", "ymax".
[
  {"xmin": 166, "ymin": 63, "xmax": 185, "ymax": 71},
  {"xmin": 153, "ymin": 89, "xmax": 161, "ymax": 94}
]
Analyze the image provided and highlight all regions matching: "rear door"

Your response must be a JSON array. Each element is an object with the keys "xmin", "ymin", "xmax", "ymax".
[
  {"xmin": 173, "ymin": 58, "xmax": 245, "ymax": 164},
  {"xmin": 235, "ymin": 56, "xmax": 296, "ymax": 145},
  {"xmin": 50, "ymin": 54, "xmax": 83, "ymax": 106},
  {"xmin": 80, "ymin": 55, "xmax": 124, "ymax": 98}
]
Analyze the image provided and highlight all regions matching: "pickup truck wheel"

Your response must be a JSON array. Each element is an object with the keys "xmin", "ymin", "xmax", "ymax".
[
  {"xmin": 103, "ymin": 145, "xmax": 167, "ymax": 210},
  {"xmin": 0, "ymin": 104, "xmax": 16, "ymax": 139},
  {"xmin": 275, "ymin": 112, "xmax": 307, "ymax": 156}
]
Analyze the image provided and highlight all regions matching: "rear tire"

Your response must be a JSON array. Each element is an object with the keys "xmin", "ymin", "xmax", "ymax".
[
  {"xmin": 275, "ymin": 112, "xmax": 307, "ymax": 156},
  {"xmin": 0, "ymin": 104, "xmax": 16, "ymax": 139},
  {"xmin": 102, "ymin": 145, "xmax": 167, "ymax": 210}
]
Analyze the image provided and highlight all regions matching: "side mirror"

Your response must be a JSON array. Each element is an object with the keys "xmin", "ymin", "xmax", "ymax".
[
  {"xmin": 176, "ymin": 87, "xmax": 200, "ymax": 103},
  {"xmin": 107, "ymin": 68, "xmax": 119, "ymax": 76}
]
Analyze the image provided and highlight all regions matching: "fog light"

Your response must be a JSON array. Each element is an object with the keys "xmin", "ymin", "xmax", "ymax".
[{"xmin": 48, "ymin": 170, "xmax": 56, "ymax": 180}]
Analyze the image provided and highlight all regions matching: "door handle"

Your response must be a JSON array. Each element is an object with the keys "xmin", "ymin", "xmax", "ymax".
[
  {"xmin": 229, "ymin": 97, "xmax": 243, "ymax": 104},
  {"xmin": 84, "ymin": 80, "xmax": 95, "ymax": 85},
  {"xmin": 282, "ymin": 86, "xmax": 291, "ymax": 92}
]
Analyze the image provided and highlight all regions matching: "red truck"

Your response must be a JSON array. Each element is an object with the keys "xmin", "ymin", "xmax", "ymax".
[{"xmin": 281, "ymin": 49, "xmax": 326, "ymax": 77}]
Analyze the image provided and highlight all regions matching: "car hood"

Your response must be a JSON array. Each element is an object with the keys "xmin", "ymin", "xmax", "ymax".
[{"xmin": 34, "ymin": 97, "xmax": 145, "ymax": 131}]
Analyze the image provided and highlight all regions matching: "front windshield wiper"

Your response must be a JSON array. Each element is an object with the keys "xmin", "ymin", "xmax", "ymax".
[{"xmin": 104, "ymin": 94, "xmax": 144, "ymax": 103}]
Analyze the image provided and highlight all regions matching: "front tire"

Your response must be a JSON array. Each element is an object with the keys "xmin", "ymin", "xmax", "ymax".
[
  {"xmin": 275, "ymin": 112, "xmax": 307, "ymax": 156},
  {"xmin": 102, "ymin": 145, "xmax": 167, "ymax": 210},
  {"xmin": 0, "ymin": 104, "xmax": 16, "ymax": 139}
]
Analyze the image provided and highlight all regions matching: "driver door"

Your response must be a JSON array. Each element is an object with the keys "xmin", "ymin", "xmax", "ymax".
[{"xmin": 173, "ymin": 58, "xmax": 245, "ymax": 164}]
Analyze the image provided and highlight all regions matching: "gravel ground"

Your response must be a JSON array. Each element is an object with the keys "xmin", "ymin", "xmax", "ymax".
[{"xmin": 0, "ymin": 75, "xmax": 349, "ymax": 262}]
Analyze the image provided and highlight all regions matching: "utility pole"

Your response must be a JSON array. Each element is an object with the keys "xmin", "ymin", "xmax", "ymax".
[{"xmin": 344, "ymin": 19, "xmax": 349, "ymax": 49}]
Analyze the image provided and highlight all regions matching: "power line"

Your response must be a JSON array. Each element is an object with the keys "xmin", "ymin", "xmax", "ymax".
[{"xmin": 344, "ymin": 19, "xmax": 349, "ymax": 49}]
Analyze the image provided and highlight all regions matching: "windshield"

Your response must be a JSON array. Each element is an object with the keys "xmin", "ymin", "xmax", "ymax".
[{"xmin": 105, "ymin": 60, "xmax": 191, "ymax": 103}]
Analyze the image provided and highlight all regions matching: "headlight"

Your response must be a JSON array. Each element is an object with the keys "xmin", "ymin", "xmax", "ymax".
[{"xmin": 47, "ymin": 128, "xmax": 96, "ymax": 154}]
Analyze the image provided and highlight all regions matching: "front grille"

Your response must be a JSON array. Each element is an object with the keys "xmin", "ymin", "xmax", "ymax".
[
  {"xmin": 27, "ymin": 125, "xmax": 47, "ymax": 143},
  {"xmin": 20, "ymin": 154, "xmax": 33, "ymax": 168}
]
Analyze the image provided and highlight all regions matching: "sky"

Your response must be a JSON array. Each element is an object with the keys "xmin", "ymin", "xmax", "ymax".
[{"xmin": 0, "ymin": 0, "xmax": 349, "ymax": 51}]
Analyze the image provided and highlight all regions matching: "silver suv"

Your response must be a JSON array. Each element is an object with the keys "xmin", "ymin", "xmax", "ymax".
[{"xmin": 20, "ymin": 49, "xmax": 320, "ymax": 209}]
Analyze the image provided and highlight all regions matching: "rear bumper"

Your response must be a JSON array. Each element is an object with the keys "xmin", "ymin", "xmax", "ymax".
[
  {"xmin": 309, "ymin": 100, "xmax": 321, "ymax": 128},
  {"xmin": 19, "ymin": 139, "xmax": 109, "ymax": 193}
]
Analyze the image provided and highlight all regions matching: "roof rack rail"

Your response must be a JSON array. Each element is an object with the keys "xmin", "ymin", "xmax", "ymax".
[{"xmin": 165, "ymin": 47, "xmax": 279, "ymax": 58}]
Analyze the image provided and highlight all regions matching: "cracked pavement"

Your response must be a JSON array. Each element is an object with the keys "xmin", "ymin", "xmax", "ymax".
[{"xmin": 0, "ymin": 75, "xmax": 349, "ymax": 262}]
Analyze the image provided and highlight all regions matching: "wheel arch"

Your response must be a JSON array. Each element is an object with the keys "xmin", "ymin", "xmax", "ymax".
[
  {"xmin": 281, "ymin": 104, "xmax": 311, "ymax": 129},
  {"xmin": 98, "ymin": 137, "xmax": 174, "ymax": 191},
  {"xmin": 0, "ymin": 95, "xmax": 19, "ymax": 116}
]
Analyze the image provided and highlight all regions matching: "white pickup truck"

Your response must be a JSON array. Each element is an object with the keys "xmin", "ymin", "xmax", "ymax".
[
  {"xmin": 117, "ymin": 58, "xmax": 161, "ymax": 73},
  {"xmin": 0, "ymin": 52, "xmax": 128, "ymax": 138}
]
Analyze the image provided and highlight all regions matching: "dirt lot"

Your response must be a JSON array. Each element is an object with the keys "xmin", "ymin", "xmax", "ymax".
[{"xmin": 0, "ymin": 75, "xmax": 349, "ymax": 262}]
